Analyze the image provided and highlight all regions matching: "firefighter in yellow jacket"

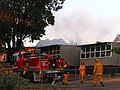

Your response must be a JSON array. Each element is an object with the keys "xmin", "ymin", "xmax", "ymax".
[
  {"xmin": 79, "ymin": 61, "xmax": 86, "ymax": 83},
  {"xmin": 62, "ymin": 71, "xmax": 70, "ymax": 85},
  {"xmin": 93, "ymin": 59, "xmax": 104, "ymax": 86},
  {"xmin": 62, "ymin": 62, "xmax": 70, "ymax": 85},
  {"xmin": 23, "ymin": 62, "xmax": 29, "ymax": 75}
]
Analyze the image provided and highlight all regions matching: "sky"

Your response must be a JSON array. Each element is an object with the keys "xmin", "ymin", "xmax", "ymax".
[{"xmin": 25, "ymin": 0, "xmax": 120, "ymax": 46}]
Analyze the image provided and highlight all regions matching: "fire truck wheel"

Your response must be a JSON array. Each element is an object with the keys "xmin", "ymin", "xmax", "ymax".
[
  {"xmin": 48, "ymin": 77, "xmax": 54, "ymax": 83},
  {"xmin": 27, "ymin": 72, "xmax": 35, "ymax": 83}
]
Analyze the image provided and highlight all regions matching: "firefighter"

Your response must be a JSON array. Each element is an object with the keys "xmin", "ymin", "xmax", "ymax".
[
  {"xmin": 62, "ymin": 62, "xmax": 70, "ymax": 85},
  {"xmin": 93, "ymin": 59, "xmax": 104, "ymax": 86},
  {"xmin": 79, "ymin": 61, "xmax": 86, "ymax": 83},
  {"xmin": 62, "ymin": 71, "xmax": 70, "ymax": 85},
  {"xmin": 23, "ymin": 62, "xmax": 29, "ymax": 75}
]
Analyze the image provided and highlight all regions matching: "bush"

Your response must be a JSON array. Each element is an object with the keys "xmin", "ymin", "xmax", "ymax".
[{"xmin": 0, "ymin": 63, "xmax": 32, "ymax": 90}]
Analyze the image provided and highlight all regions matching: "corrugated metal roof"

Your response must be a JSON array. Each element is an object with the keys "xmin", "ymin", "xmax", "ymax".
[
  {"xmin": 37, "ymin": 44, "xmax": 77, "ymax": 49},
  {"xmin": 77, "ymin": 42, "xmax": 112, "ymax": 47}
]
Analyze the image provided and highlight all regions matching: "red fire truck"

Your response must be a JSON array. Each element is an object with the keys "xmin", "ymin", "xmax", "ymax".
[{"xmin": 12, "ymin": 51, "xmax": 64, "ymax": 83}]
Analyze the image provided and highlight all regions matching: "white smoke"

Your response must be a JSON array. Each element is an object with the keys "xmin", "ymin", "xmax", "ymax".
[
  {"xmin": 42, "ymin": 0, "xmax": 120, "ymax": 45},
  {"xmin": 36, "ymin": 38, "xmax": 77, "ymax": 47}
]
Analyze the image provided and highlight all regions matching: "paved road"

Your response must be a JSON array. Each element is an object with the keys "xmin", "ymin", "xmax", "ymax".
[
  {"xmin": 48, "ymin": 77, "xmax": 120, "ymax": 90},
  {"xmin": 61, "ymin": 77, "xmax": 120, "ymax": 90},
  {"xmin": 24, "ymin": 77, "xmax": 120, "ymax": 90}
]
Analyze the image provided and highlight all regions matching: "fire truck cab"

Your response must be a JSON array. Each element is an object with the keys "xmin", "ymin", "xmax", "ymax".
[{"xmin": 12, "ymin": 51, "xmax": 64, "ymax": 83}]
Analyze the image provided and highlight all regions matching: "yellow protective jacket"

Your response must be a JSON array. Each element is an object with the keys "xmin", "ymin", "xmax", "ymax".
[
  {"xmin": 63, "ymin": 73, "xmax": 68, "ymax": 81},
  {"xmin": 94, "ymin": 60, "xmax": 103, "ymax": 75},
  {"xmin": 79, "ymin": 65, "xmax": 86, "ymax": 75}
]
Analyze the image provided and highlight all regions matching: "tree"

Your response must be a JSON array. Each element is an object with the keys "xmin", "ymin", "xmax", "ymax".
[
  {"xmin": 0, "ymin": 0, "xmax": 65, "ymax": 62},
  {"xmin": 112, "ymin": 45, "xmax": 120, "ymax": 54}
]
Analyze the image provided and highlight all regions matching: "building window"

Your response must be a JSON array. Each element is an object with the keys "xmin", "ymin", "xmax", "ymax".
[
  {"xmin": 91, "ymin": 47, "xmax": 95, "ymax": 52},
  {"xmin": 96, "ymin": 52, "xmax": 100, "ymax": 57},
  {"xmin": 101, "ymin": 51, "xmax": 105, "ymax": 57},
  {"xmin": 81, "ymin": 54, "xmax": 85, "ymax": 58},
  {"xmin": 91, "ymin": 53, "xmax": 94, "ymax": 58},
  {"xmin": 86, "ymin": 47, "xmax": 90, "ymax": 52},
  {"xmin": 80, "ymin": 43, "xmax": 112, "ymax": 59},
  {"xmin": 57, "ymin": 46, "xmax": 60, "ymax": 50},
  {"xmin": 54, "ymin": 47, "xmax": 56, "ymax": 50},
  {"xmin": 101, "ymin": 45, "xmax": 105, "ymax": 50},
  {"xmin": 81, "ymin": 48, "xmax": 85, "ymax": 53},
  {"xmin": 106, "ymin": 51, "xmax": 111, "ymax": 56},
  {"xmin": 107, "ymin": 45, "xmax": 111, "ymax": 50},
  {"xmin": 86, "ymin": 53, "xmax": 90, "ymax": 58},
  {"xmin": 57, "ymin": 51, "xmax": 60, "ymax": 54},
  {"xmin": 96, "ymin": 46, "xmax": 100, "ymax": 51}
]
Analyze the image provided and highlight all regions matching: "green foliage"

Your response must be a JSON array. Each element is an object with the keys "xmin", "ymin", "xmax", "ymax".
[
  {"xmin": 0, "ymin": 0, "xmax": 65, "ymax": 62},
  {"xmin": 2, "ymin": 76, "xmax": 16, "ymax": 90},
  {"xmin": 112, "ymin": 44, "xmax": 120, "ymax": 54},
  {"xmin": 0, "ymin": 0, "xmax": 65, "ymax": 42},
  {"xmin": 0, "ymin": 63, "xmax": 33, "ymax": 90}
]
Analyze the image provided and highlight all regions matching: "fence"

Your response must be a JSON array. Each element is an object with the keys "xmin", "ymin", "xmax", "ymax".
[
  {"xmin": 2, "ymin": 64, "xmax": 119, "ymax": 85},
  {"xmin": 1, "ymin": 64, "xmax": 120, "ymax": 89},
  {"xmin": 38, "ymin": 67, "xmax": 120, "ymax": 84},
  {"xmin": 86, "ymin": 66, "xmax": 120, "ymax": 76}
]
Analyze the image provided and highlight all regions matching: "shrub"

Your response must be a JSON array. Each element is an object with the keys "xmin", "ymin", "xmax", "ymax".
[{"xmin": 0, "ymin": 63, "xmax": 32, "ymax": 90}]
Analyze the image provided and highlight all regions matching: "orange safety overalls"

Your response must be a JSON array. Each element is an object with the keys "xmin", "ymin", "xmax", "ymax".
[
  {"xmin": 79, "ymin": 64, "xmax": 86, "ymax": 82},
  {"xmin": 62, "ymin": 73, "xmax": 69, "ymax": 85},
  {"xmin": 23, "ymin": 63, "xmax": 29, "ymax": 75},
  {"xmin": 93, "ymin": 59, "xmax": 104, "ymax": 86}
]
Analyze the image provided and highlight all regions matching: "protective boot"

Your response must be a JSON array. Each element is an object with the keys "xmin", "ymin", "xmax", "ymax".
[
  {"xmin": 81, "ymin": 80, "xmax": 83, "ymax": 83},
  {"xmin": 100, "ymin": 81, "xmax": 104, "ymax": 87}
]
